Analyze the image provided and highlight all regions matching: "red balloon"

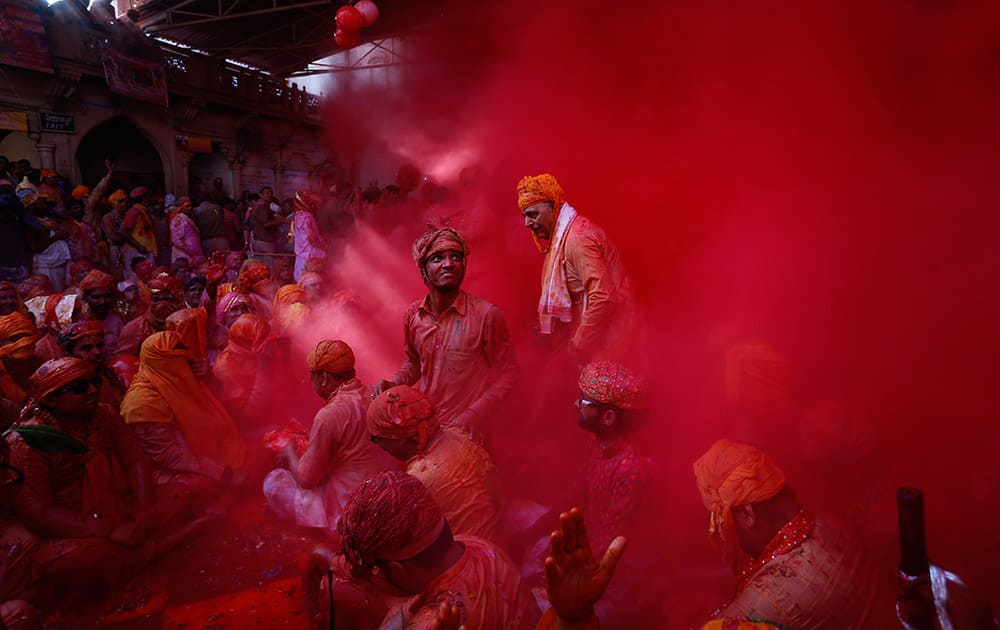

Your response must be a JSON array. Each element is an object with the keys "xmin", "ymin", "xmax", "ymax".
[
  {"xmin": 354, "ymin": 0, "xmax": 378, "ymax": 27},
  {"xmin": 334, "ymin": 27, "xmax": 360, "ymax": 48},
  {"xmin": 335, "ymin": 5, "xmax": 362, "ymax": 32}
]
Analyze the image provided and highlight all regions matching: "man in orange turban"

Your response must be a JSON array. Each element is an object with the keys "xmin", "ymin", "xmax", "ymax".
[
  {"xmin": 517, "ymin": 174, "xmax": 638, "ymax": 363},
  {"xmin": 374, "ymin": 227, "xmax": 518, "ymax": 442},
  {"xmin": 78, "ymin": 269, "xmax": 125, "ymax": 355},
  {"xmin": 263, "ymin": 339, "xmax": 380, "ymax": 530},
  {"xmin": 368, "ymin": 385, "xmax": 502, "ymax": 541},
  {"xmin": 693, "ymin": 440, "xmax": 877, "ymax": 629},
  {"xmin": 0, "ymin": 312, "xmax": 40, "ymax": 410},
  {"xmin": 5, "ymin": 357, "xmax": 202, "ymax": 604},
  {"xmin": 334, "ymin": 470, "xmax": 540, "ymax": 629},
  {"xmin": 58, "ymin": 320, "xmax": 125, "ymax": 407}
]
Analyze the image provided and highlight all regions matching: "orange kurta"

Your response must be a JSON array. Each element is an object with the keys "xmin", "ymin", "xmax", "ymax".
[{"xmin": 406, "ymin": 429, "xmax": 501, "ymax": 542}]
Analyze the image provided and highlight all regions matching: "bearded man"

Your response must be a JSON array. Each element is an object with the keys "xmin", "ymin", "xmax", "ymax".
[
  {"xmin": 374, "ymin": 227, "xmax": 518, "ymax": 441},
  {"xmin": 517, "ymin": 174, "xmax": 637, "ymax": 363},
  {"xmin": 693, "ymin": 440, "xmax": 878, "ymax": 629},
  {"xmin": 78, "ymin": 270, "xmax": 125, "ymax": 354}
]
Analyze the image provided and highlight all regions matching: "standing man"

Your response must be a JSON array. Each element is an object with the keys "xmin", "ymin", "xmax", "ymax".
[
  {"xmin": 249, "ymin": 186, "xmax": 285, "ymax": 271},
  {"xmin": 374, "ymin": 227, "xmax": 518, "ymax": 440},
  {"xmin": 517, "ymin": 174, "xmax": 637, "ymax": 363},
  {"xmin": 290, "ymin": 190, "xmax": 326, "ymax": 281},
  {"xmin": 119, "ymin": 187, "xmax": 158, "ymax": 279}
]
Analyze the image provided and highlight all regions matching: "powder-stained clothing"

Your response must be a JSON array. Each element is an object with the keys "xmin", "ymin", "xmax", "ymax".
[
  {"xmin": 292, "ymin": 210, "xmax": 326, "ymax": 281},
  {"xmin": 263, "ymin": 378, "xmax": 380, "ymax": 529},
  {"xmin": 170, "ymin": 212, "xmax": 203, "ymax": 262},
  {"xmin": 584, "ymin": 442, "xmax": 652, "ymax": 554},
  {"xmin": 717, "ymin": 516, "xmax": 877, "ymax": 630},
  {"xmin": 381, "ymin": 536, "xmax": 540, "ymax": 630},
  {"xmin": 407, "ymin": 429, "xmax": 501, "ymax": 541},
  {"xmin": 390, "ymin": 291, "xmax": 518, "ymax": 436},
  {"xmin": 122, "ymin": 205, "xmax": 158, "ymax": 255},
  {"xmin": 80, "ymin": 310, "xmax": 124, "ymax": 357},
  {"xmin": 6, "ymin": 405, "xmax": 147, "ymax": 537},
  {"xmin": 547, "ymin": 214, "xmax": 637, "ymax": 361}
]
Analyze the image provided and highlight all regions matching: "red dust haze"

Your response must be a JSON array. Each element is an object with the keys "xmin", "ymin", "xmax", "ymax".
[{"xmin": 315, "ymin": 0, "xmax": 1000, "ymax": 621}]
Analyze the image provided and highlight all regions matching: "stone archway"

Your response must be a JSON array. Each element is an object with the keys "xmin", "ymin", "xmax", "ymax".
[{"xmin": 76, "ymin": 116, "xmax": 166, "ymax": 193}]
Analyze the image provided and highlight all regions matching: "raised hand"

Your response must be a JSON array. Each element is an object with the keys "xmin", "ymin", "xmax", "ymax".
[{"xmin": 544, "ymin": 507, "xmax": 626, "ymax": 624}]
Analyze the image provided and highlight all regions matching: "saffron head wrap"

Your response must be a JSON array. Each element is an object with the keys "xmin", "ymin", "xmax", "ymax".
[
  {"xmin": 79, "ymin": 270, "xmax": 115, "ymax": 294},
  {"xmin": 129, "ymin": 186, "xmax": 148, "ymax": 200},
  {"xmin": 0, "ymin": 312, "xmax": 39, "ymax": 360},
  {"xmin": 29, "ymin": 357, "xmax": 95, "ymax": 402},
  {"xmin": 58, "ymin": 320, "xmax": 104, "ymax": 354},
  {"xmin": 517, "ymin": 173, "xmax": 565, "ymax": 212},
  {"xmin": 578, "ymin": 362, "xmax": 649, "ymax": 411},
  {"xmin": 337, "ymin": 470, "xmax": 446, "ymax": 574},
  {"xmin": 411, "ymin": 227, "xmax": 469, "ymax": 269},
  {"xmin": 307, "ymin": 339, "xmax": 355, "ymax": 374},
  {"xmin": 165, "ymin": 307, "xmax": 208, "ymax": 362},
  {"xmin": 228, "ymin": 314, "xmax": 271, "ymax": 352},
  {"xmin": 108, "ymin": 189, "xmax": 128, "ymax": 204},
  {"xmin": 366, "ymin": 385, "xmax": 438, "ymax": 452},
  {"xmin": 71, "ymin": 185, "xmax": 90, "ymax": 201},
  {"xmin": 693, "ymin": 440, "xmax": 787, "ymax": 563},
  {"xmin": 236, "ymin": 262, "xmax": 271, "ymax": 294}
]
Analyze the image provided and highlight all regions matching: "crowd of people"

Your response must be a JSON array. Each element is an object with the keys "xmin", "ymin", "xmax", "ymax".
[{"xmin": 0, "ymin": 157, "xmax": 994, "ymax": 629}]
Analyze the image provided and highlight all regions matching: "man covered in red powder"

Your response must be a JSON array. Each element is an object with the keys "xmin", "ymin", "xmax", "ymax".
[
  {"xmin": 58, "ymin": 321, "xmax": 126, "ymax": 408},
  {"xmin": 517, "ymin": 174, "xmax": 638, "ymax": 363},
  {"xmin": 77, "ymin": 269, "xmax": 125, "ymax": 355},
  {"xmin": 693, "ymin": 439, "xmax": 878, "ymax": 629},
  {"xmin": 5, "ymin": 357, "xmax": 202, "ymax": 605},
  {"xmin": 264, "ymin": 339, "xmax": 380, "ymax": 531},
  {"xmin": 367, "ymin": 385, "xmax": 502, "ymax": 542},
  {"xmin": 374, "ymin": 227, "xmax": 519, "ymax": 441},
  {"xmin": 336, "ymin": 470, "xmax": 540, "ymax": 629}
]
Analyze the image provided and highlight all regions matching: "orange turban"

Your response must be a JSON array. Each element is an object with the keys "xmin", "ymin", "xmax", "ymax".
[
  {"xmin": 71, "ymin": 185, "xmax": 90, "ymax": 201},
  {"xmin": 29, "ymin": 357, "xmax": 95, "ymax": 401},
  {"xmin": 79, "ymin": 270, "xmax": 115, "ymax": 294},
  {"xmin": 693, "ymin": 440, "xmax": 786, "ymax": 564},
  {"xmin": 228, "ymin": 314, "xmax": 271, "ymax": 352},
  {"xmin": 366, "ymin": 385, "xmax": 438, "ymax": 452},
  {"xmin": 0, "ymin": 312, "xmax": 39, "ymax": 360},
  {"xmin": 578, "ymin": 362, "xmax": 648, "ymax": 411},
  {"xmin": 40, "ymin": 168, "xmax": 56, "ymax": 179},
  {"xmin": 411, "ymin": 227, "xmax": 469, "ymax": 268},
  {"xmin": 273, "ymin": 284, "xmax": 307, "ymax": 308},
  {"xmin": 517, "ymin": 173, "xmax": 565, "ymax": 212},
  {"xmin": 236, "ymin": 262, "xmax": 270, "ymax": 293},
  {"xmin": 306, "ymin": 339, "xmax": 355, "ymax": 374},
  {"xmin": 337, "ymin": 470, "xmax": 446, "ymax": 574},
  {"xmin": 108, "ymin": 189, "xmax": 128, "ymax": 204},
  {"xmin": 58, "ymin": 320, "xmax": 104, "ymax": 354}
]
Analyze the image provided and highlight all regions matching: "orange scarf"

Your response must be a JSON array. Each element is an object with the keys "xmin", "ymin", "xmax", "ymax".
[{"xmin": 121, "ymin": 331, "xmax": 245, "ymax": 469}]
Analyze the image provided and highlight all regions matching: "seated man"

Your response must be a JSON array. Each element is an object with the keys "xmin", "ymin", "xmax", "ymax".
[
  {"xmin": 374, "ymin": 228, "xmax": 518, "ymax": 441},
  {"xmin": 116, "ymin": 274, "xmax": 184, "ymax": 357},
  {"xmin": 263, "ymin": 340, "xmax": 379, "ymax": 530},
  {"xmin": 336, "ymin": 470, "xmax": 540, "ymax": 629},
  {"xmin": 212, "ymin": 314, "xmax": 287, "ymax": 433},
  {"xmin": 77, "ymin": 270, "xmax": 125, "ymax": 355},
  {"xmin": 693, "ymin": 439, "xmax": 878, "ymax": 629},
  {"xmin": 368, "ymin": 385, "xmax": 502, "ymax": 541},
  {"xmin": 5, "ymin": 358, "xmax": 200, "ymax": 603},
  {"xmin": 0, "ymin": 312, "xmax": 40, "ymax": 420},
  {"xmin": 121, "ymin": 331, "xmax": 245, "ymax": 508},
  {"xmin": 57, "ymin": 321, "xmax": 125, "ymax": 407}
]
